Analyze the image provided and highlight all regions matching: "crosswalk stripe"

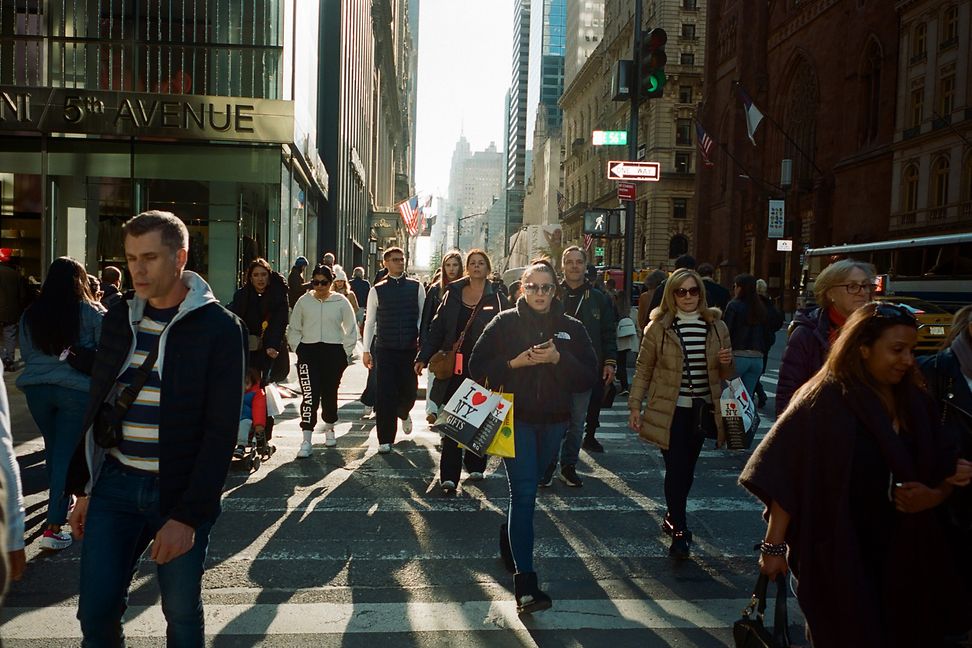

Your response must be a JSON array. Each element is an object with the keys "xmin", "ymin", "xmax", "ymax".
[{"xmin": 1, "ymin": 597, "xmax": 795, "ymax": 637}]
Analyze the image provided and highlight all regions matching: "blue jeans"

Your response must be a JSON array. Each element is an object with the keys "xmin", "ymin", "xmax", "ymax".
[
  {"xmin": 733, "ymin": 355, "xmax": 764, "ymax": 403},
  {"xmin": 558, "ymin": 390, "xmax": 591, "ymax": 467},
  {"xmin": 22, "ymin": 384, "xmax": 88, "ymax": 525},
  {"xmin": 78, "ymin": 459, "xmax": 215, "ymax": 648},
  {"xmin": 503, "ymin": 420, "xmax": 567, "ymax": 574}
]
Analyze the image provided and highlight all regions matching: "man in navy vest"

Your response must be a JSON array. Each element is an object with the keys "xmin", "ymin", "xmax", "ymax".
[{"xmin": 362, "ymin": 248, "xmax": 425, "ymax": 453}]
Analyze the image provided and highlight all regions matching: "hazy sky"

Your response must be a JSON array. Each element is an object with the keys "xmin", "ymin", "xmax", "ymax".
[{"xmin": 414, "ymin": 0, "xmax": 513, "ymax": 199}]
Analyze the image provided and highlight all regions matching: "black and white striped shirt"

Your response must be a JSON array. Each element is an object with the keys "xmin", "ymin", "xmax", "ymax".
[{"xmin": 674, "ymin": 312, "xmax": 710, "ymax": 406}]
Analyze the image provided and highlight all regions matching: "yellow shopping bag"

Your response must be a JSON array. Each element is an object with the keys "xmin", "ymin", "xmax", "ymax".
[{"xmin": 485, "ymin": 392, "xmax": 515, "ymax": 458}]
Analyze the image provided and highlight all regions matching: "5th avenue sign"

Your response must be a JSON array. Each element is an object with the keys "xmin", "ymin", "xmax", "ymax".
[
  {"xmin": 607, "ymin": 161, "xmax": 661, "ymax": 182},
  {"xmin": 0, "ymin": 86, "xmax": 294, "ymax": 143}
]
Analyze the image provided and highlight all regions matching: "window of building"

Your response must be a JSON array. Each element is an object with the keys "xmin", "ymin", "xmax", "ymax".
[
  {"xmin": 676, "ymin": 119, "xmax": 692, "ymax": 146},
  {"xmin": 858, "ymin": 39, "xmax": 882, "ymax": 145},
  {"xmin": 679, "ymin": 85, "xmax": 693, "ymax": 103},
  {"xmin": 682, "ymin": 0, "xmax": 697, "ymax": 9},
  {"xmin": 669, "ymin": 234, "xmax": 689, "ymax": 258},
  {"xmin": 910, "ymin": 86, "xmax": 924, "ymax": 128},
  {"xmin": 673, "ymin": 198, "xmax": 688, "ymax": 219},
  {"xmin": 912, "ymin": 23, "xmax": 927, "ymax": 61},
  {"xmin": 942, "ymin": 6, "xmax": 959, "ymax": 46},
  {"xmin": 682, "ymin": 24, "xmax": 696, "ymax": 39},
  {"xmin": 939, "ymin": 74, "xmax": 955, "ymax": 117},
  {"xmin": 680, "ymin": 52, "xmax": 695, "ymax": 66},
  {"xmin": 932, "ymin": 156, "xmax": 950, "ymax": 208},
  {"xmin": 902, "ymin": 164, "xmax": 919, "ymax": 213},
  {"xmin": 675, "ymin": 152, "xmax": 691, "ymax": 173}
]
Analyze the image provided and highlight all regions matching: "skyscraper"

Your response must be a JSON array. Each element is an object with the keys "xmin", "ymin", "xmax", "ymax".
[
  {"xmin": 506, "ymin": 0, "xmax": 532, "ymax": 255},
  {"xmin": 538, "ymin": 0, "xmax": 567, "ymax": 129},
  {"xmin": 565, "ymin": 0, "xmax": 605, "ymax": 87}
]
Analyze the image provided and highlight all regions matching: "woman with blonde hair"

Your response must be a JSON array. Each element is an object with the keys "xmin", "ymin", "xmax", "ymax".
[
  {"xmin": 420, "ymin": 251, "xmax": 464, "ymax": 422},
  {"xmin": 742, "ymin": 302, "xmax": 969, "ymax": 646},
  {"xmin": 775, "ymin": 258, "xmax": 875, "ymax": 415},
  {"xmin": 628, "ymin": 268, "xmax": 733, "ymax": 559}
]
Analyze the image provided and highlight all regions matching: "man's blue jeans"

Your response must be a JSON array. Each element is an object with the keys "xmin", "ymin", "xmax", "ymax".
[
  {"xmin": 503, "ymin": 420, "xmax": 567, "ymax": 573},
  {"xmin": 22, "ymin": 384, "xmax": 88, "ymax": 525},
  {"xmin": 558, "ymin": 390, "xmax": 591, "ymax": 468},
  {"xmin": 78, "ymin": 459, "xmax": 215, "ymax": 648}
]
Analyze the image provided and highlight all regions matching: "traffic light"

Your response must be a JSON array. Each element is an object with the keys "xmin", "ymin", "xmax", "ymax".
[{"xmin": 639, "ymin": 28, "xmax": 667, "ymax": 100}]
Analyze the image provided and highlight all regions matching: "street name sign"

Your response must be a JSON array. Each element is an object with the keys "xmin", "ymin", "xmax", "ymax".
[
  {"xmin": 617, "ymin": 182, "xmax": 637, "ymax": 201},
  {"xmin": 592, "ymin": 130, "xmax": 628, "ymax": 146},
  {"xmin": 607, "ymin": 161, "xmax": 660, "ymax": 182}
]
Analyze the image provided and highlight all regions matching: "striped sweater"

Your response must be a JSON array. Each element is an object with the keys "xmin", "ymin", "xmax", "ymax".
[
  {"xmin": 109, "ymin": 304, "xmax": 176, "ymax": 473},
  {"xmin": 673, "ymin": 311, "xmax": 710, "ymax": 406}
]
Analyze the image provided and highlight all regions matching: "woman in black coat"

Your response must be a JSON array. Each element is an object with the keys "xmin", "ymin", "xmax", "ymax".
[
  {"xmin": 229, "ymin": 258, "xmax": 289, "ymax": 382},
  {"xmin": 420, "ymin": 251, "xmax": 464, "ymax": 422},
  {"xmin": 742, "ymin": 302, "xmax": 969, "ymax": 647},
  {"xmin": 416, "ymin": 250, "xmax": 510, "ymax": 494},
  {"xmin": 918, "ymin": 305, "xmax": 972, "ymax": 639},
  {"xmin": 468, "ymin": 261, "xmax": 598, "ymax": 615}
]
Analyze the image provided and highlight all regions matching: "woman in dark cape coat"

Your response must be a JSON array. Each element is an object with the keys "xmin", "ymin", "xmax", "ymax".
[{"xmin": 740, "ymin": 303, "xmax": 964, "ymax": 648}]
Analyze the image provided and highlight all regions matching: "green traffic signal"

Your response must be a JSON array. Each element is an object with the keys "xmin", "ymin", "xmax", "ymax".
[{"xmin": 639, "ymin": 28, "xmax": 667, "ymax": 101}]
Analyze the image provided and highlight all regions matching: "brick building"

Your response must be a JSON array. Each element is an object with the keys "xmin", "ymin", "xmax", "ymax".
[{"xmin": 694, "ymin": 0, "xmax": 902, "ymax": 305}]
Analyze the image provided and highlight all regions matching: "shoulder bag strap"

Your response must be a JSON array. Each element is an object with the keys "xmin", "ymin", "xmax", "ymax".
[
  {"xmin": 110, "ymin": 334, "xmax": 163, "ymax": 422},
  {"xmin": 454, "ymin": 297, "xmax": 486, "ymax": 352}
]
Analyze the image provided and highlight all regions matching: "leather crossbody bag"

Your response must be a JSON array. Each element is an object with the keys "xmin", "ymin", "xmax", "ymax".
[
  {"xmin": 93, "ymin": 342, "xmax": 161, "ymax": 449},
  {"xmin": 429, "ymin": 297, "xmax": 489, "ymax": 380}
]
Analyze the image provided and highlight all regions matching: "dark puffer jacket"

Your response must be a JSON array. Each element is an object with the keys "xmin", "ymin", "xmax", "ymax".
[
  {"xmin": 65, "ymin": 272, "xmax": 247, "ymax": 529},
  {"xmin": 228, "ymin": 271, "xmax": 289, "ymax": 353},
  {"xmin": 559, "ymin": 280, "xmax": 617, "ymax": 369},
  {"xmin": 469, "ymin": 298, "xmax": 599, "ymax": 423},
  {"xmin": 776, "ymin": 307, "xmax": 833, "ymax": 416}
]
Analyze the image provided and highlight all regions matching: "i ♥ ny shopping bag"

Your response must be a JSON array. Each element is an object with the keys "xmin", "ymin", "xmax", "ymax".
[
  {"xmin": 433, "ymin": 378, "xmax": 504, "ymax": 455},
  {"xmin": 721, "ymin": 377, "xmax": 758, "ymax": 450},
  {"xmin": 484, "ymin": 392, "xmax": 515, "ymax": 458}
]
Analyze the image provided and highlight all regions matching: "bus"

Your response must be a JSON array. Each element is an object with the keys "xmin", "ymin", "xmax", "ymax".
[{"xmin": 799, "ymin": 233, "xmax": 972, "ymax": 312}]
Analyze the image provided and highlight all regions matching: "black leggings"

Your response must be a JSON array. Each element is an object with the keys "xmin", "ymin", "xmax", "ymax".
[
  {"xmin": 297, "ymin": 343, "xmax": 348, "ymax": 429},
  {"xmin": 660, "ymin": 406, "xmax": 706, "ymax": 531}
]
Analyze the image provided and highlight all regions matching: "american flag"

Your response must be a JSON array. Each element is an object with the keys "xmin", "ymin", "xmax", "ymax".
[
  {"xmin": 398, "ymin": 195, "xmax": 430, "ymax": 237},
  {"xmin": 695, "ymin": 120, "xmax": 715, "ymax": 168},
  {"xmin": 583, "ymin": 234, "xmax": 594, "ymax": 250}
]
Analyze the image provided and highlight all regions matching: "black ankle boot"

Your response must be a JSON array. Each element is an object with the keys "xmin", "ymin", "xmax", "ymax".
[
  {"xmin": 513, "ymin": 571, "xmax": 552, "ymax": 614},
  {"xmin": 499, "ymin": 523, "xmax": 515, "ymax": 573},
  {"xmin": 669, "ymin": 531, "xmax": 691, "ymax": 560}
]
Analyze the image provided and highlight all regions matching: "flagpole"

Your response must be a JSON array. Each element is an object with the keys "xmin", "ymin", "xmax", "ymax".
[
  {"xmin": 733, "ymin": 81, "xmax": 825, "ymax": 177},
  {"xmin": 716, "ymin": 141, "xmax": 784, "ymax": 197}
]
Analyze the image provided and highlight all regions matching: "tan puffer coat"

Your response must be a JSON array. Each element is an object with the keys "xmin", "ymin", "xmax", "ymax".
[{"xmin": 627, "ymin": 307, "xmax": 734, "ymax": 449}]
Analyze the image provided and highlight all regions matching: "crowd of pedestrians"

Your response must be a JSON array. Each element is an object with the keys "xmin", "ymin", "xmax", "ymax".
[{"xmin": 0, "ymin": 210, "xmax": 970, "ymax": 646}]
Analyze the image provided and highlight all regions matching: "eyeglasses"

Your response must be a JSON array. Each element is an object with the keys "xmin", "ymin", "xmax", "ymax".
[
  {"xmin": 523, "ymin": 282, "xmax": 556, "ymax": 295},
  {"xmin": 872, "ymin": 302, "xmax": 918, "ymax": 326},
  {"xmin": 836, "ymin": 281, "xmax": 878, "ymax": 295},
  {"xmin": 674, "ymin": 286, "xmax": 701, "ymax": 298},
  {"xmin": 311, "ymin": 279, "xmax": 331, "ymax": 286}
]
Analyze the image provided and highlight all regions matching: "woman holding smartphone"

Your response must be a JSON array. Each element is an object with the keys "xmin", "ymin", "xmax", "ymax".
[
  {"xmin": 628, "ymin": 268, "xmax": 733, "ymax": 560},
  {"xmin": 470, "ymin": 260, "xmax": 598, "ymax": 614}
]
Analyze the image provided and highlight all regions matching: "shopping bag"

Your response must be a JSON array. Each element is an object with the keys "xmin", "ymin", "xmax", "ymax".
[
  {"xmin": 721, "ymin": 377, "xmax": 758, "ymax": 450},
  {"xmin": 264, "ymin": 383, "xmax": 285, "ymax": 417},
  {"xmin": 484, "ymin": 393, "xmax": 515, "ymax": 458},
  {"xmin": 433, "ymin": 378, "xmax": 503, "ymax": 454}
]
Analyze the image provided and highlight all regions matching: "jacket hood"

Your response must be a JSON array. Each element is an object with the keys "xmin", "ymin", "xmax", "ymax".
[
  {"xmin": 515, "ymin": 294, "xmax": 566, "ymax": 320},
  {"xmin": 649, "ymin": 306, "xmax": 723, "ymax": 326},
  {"xmin": 127, "ymin": 271, "xmax": 218, "ymax": 323}
]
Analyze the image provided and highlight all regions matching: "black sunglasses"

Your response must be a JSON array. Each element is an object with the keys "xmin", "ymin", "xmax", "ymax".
[
  {"xmin": 872, "ymin": 302, "xmax": 919, "ymax": 327},
  {"xmin": 311, "ymin": 279, "xmax": 331, "ymax": 286}
]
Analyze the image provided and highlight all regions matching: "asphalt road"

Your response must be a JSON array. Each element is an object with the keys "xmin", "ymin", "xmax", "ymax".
[{"xmin": 1, "ymin": 331, "xmax": 803, "ymax": 647}]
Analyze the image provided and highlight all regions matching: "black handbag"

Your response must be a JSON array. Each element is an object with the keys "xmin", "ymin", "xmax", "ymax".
[
  {"xmin": 93, "ymin": 342, "xmax": 161, "ymax": 449},
  {"xmin": 733, "ymin": 574, "xmax": 792, "ymax": 648}
]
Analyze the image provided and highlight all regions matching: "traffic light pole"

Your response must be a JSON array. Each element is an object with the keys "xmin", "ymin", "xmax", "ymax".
[{"xmin": 624, "ymin": 0, "xmax": 642, "ymax": 308}]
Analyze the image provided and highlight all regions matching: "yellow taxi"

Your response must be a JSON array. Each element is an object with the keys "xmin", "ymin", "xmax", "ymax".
[{"xmin": 874, "ymin": 295, "xmax": 952, "ymax": 355}]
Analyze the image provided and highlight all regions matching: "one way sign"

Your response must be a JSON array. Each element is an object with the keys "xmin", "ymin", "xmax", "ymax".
[{"xmin": 607, "ymin": 161, "xmax": 661, "ymax": 182}]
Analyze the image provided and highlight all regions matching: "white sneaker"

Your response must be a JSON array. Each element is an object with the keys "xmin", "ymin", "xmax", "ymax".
[
  {"xmin": 296, "ymin": 441, "xmax": 312, "ymax": 458},
  {"xmin": 378, "ymin": 443, "xmax": 392, "ymax": 454},
  {"xmin": 39, "ymin": 529, "xmax": 73, "ymax": 551},
  {"xmin": 401, "ymin": 417, "xmax": 413, "ymax": 435},
  {"xmin": 467, "ymin": 471, "xmax": 485, "ymax": 482},
  {"xmin": 361, "ymin": 405, "xmax": 374, "ymax": 418},
  {"xmin": 324, "ymin": 428, "xmax": 336, "ymax": 447}
]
